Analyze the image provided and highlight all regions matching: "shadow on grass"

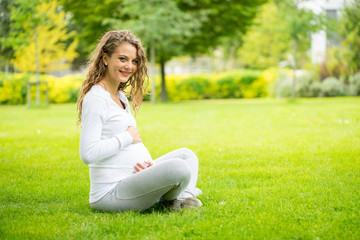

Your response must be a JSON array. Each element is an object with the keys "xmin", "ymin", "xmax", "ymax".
[{"xmin": 88, "ymin": 202, "xmax": 173, "ymax": 215}]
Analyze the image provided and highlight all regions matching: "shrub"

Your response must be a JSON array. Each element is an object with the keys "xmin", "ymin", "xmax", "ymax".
[
  {"xmin": 274, "ymin": 70, "xmax": 348, "ymax": 98},
  {"xmin": 216, "ymin": 76, "xmax": 243, "ymax": 98},
  {"xmin": 259, "ymin": 67, "xmax": 279, "ymax": 98},
  {"xmin": 321, "ymin": 77, "xmax": 345, "ymax": 97},
  {"xmin": 0, "ymin": 69, "xmax": 274, "ymax": 104},
  {"xmin": 214, "ymin": 70, "xmax": 264, "ymax": 99},
  {"xmin": 150, "ymin": 69, "xmax": 268, "ymax": 101},
  {"xmin": 348, "ymin": 72, "xmax": 360, "ymax": 96},
  {"xmin": 46, "ymin": 74, "xmax": 83, "ymax": 103},
  {"xmin": 296, "ymin": 72, "xmax": 321, "ymax": 97},
  {"xmin": 309, "ymin": 81, "xmax": 322, "ymax": 97},
  {"xmin": 0, "ymin": 73, "xmax": 84, "ymax": 104},
  {"xmin": 176, "ymin": 75, "xmax": 212, "ymax": 100},
  {"xmin": 0, "ymin": 73, "xmax": 30, "ymax": 104}
]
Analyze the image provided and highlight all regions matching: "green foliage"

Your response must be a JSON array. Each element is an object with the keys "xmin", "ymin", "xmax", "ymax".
[
  {"xmin": 319, "ymin": 1, "xmax": 360, "ymax": 80},
  {"xmin": 321, "ymin": 77, "xmax": 345, "ymax": 97},
  {"xmin": 60, "ymin": 0, "xmax": 123, "ymax": 69},
  {"xmin": 217, "ymin": 76, "xmax": 243, "ymax": 98},
  {"xmin": 117, "ymin": 0, "xmax": 200, "ymax": 63},
  {"xmin": 62, "ymin": 0, "xmax": 267, "ymax": 100},
  {"xmin": 63, "ymin": 0, "xmax": 267, "ymax": 67},
  {"xmin": 238, "ymin": 0, "xmax": 292, "ymax": 69},
  {"xmin": 340, "ymin": 1, "xmax": 360, "ymax": 75},
  {"xmin": 319, "ymin": 47, "xmax": 349, "ymax": 80},
  {"xmin": 1, "ymin": 98, "xmax": 360, "ymax": 239},
  {"xmin": 178, "ymin": 0, "xmax": 267, "ymax": 54},
  {"xmin": 177, "ymin": 75, "xmax": 213, "ymax": 100},
  {"xmin": 149, "ymin": 69, "xmax": 273, "ymax": 101},
  {"xmin": 0, "ymin": 0, "xmax": 14, "ymax": 68},
  {"xmin": 349, "ymin": 72, "xmax": 360, "ymax": 96},
  {"xmin": 8, "ymin": 0, "xmax": 43, "ymax": 47},
  {"xmin": 0, "ymin": 69, "xmax": 279, "ymax": 104},
  {"xmin": 5, "ymin": 69, "xmax": 359, "ymax": 105},
  {"xmin": 9, "ymin": 0, "xmax": 78, "ymax": 73}
]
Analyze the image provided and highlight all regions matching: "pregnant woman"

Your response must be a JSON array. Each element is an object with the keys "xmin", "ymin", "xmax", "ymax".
[{"xmin": 76, "ymin": 30, "xmax": 202, "ymax": 212}]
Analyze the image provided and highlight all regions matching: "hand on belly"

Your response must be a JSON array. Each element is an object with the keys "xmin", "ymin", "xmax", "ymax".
[{"xmin": 133, "ymin": 160, "xmax": 154, "ymax": 173}]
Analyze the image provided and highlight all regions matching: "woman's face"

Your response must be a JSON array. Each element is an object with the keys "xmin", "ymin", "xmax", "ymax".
[{"xmin": 104, "ymin": 42, "xmax": 138, "ymax": 84}]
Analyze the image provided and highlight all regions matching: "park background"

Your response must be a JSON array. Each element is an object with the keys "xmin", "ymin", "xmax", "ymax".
[{"xmin": 0, "ymin": 0, "xmax": 359, "ymax": 239}]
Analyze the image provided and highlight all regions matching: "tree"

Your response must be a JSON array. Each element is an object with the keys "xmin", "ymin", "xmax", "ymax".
[
  {"xmin": 8, "ymin": 0, "xmax": 78, "ymax": 105},
  {"xmin": 63, "ymin": 0, "xmax": 267, "ymax": 101},
  {"xmin": 9, "ymin": 0, "xmax": 47, "ymax": 105},
  {"xmin": 341, "ymin": 1, "xmax": 360, "ymax": 76},
  {"xmin": 178, "ymin": 0, "xmax": 267, "ymax": 55},
  {"xmin": 320, "ymin": 1, "xmax": 360, "ymax": 81},
  {"xmin": 277, "ymin": 0, "xmax": 323, "ymax": 98},
  {"xmin": 0, "ymin": 0, "xmax": 14, "ymax": 74},
  {"xmin": 60, "ymin": 0, "xmax": 123, "ymax": 70},
  {"xmin": 11, "ymin": 0, "xmax": 78, "ymax": 73},
  {"xmin": 237, "ymin": 0, "xmax": 292, "ymax": 69},
  {"xmin": 120, "ymin": 0, "xmax": 267, "ymax": 101},
  {"xmin": 111, "ymin": 0, "xmax": 201, "ymax": 102}
]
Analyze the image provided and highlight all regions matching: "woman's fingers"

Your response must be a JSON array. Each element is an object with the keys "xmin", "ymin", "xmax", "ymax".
[
  {"xmin": 127, "ymin": 126, "xmax": 142, "ymax": 143},
  {"xmin": 137, "ymin": 162, "xmax": 147, "ymax": 169},
  {"xmin": 133, "ymin": 162, "xmax": 147, "ymax": 173},
  {"xmin": 145, "ymin": 160, "xmax": 154, "ymax": 167},
  {"xmin": 133, "ymin": 161, "xmax": 154, "ymax": 173}
]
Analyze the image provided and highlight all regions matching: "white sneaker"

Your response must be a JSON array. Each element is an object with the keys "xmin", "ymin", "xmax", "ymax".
[{"xmin": 167, "ymin": 197, "xmax": 203, "ymax": 211}]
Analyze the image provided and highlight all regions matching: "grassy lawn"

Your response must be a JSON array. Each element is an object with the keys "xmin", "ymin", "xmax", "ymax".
[{"xmin": 1, "ymin": 97, "xmax": 359, "ymax": 239}]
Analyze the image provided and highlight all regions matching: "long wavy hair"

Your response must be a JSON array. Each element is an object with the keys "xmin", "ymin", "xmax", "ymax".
[{"xmin": 76, "ymin": 30, "xmax": 148, "ymax": 124}]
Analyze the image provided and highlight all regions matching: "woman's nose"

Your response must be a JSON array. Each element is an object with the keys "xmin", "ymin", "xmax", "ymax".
[{"xmin": 124, "ymin": 61, "xmax": 132, "ymax": 70}]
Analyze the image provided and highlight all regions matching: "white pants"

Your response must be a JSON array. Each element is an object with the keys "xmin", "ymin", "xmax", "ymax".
[{"xmin": 90, "ymin": 148, "xmax": 202, "ymax": 212}]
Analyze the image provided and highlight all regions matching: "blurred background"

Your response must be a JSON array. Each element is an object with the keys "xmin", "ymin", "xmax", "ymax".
[{"xmin": 0, "ymin": 0, "xmax": 359, "ymax": 105}]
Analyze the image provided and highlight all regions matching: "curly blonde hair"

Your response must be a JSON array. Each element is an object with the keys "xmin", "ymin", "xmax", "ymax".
[{"xmin": 76, "ymin": 30, "xmax": 148, "ymax": 124}]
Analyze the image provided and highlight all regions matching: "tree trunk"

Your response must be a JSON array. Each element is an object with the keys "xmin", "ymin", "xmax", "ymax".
[
  {"xmin": 35, "ymin": 27, "xmax": 40, "ymax": 106},
  {"xmin": 226, "ymin": 44, "xmax": 238, "ymax": 71},
  {"xmin": 292, "ymin": 41, "xmax": 298, "ymax": 99},
  {"xmin": 5, "ymin": 61, "xmax": 9, "ymax": 76},
  {"xmin": 160, "ymin": 58, "xmax": 167, "ymax": 102},
  {"xmin": 150, "ymin": 40, "xmax": 156, "ymax": 104}
]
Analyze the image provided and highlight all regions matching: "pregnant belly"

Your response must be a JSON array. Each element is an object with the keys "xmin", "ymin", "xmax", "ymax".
[
  {"xmin": 93, "ymin": 142, "xmax": 152, "ymax": 170},
  {"xmin": 122, "ymin": 142, "xmax": 152, "ymax": 163},
  {"xmin": 89, "ymin": 143, "xmax": 153, "ymax": 183}
]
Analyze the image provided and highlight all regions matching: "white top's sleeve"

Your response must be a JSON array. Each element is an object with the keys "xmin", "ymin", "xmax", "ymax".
[{"xmin": 79, "ymin": 95, "xmax": 133, "ymax": 165}]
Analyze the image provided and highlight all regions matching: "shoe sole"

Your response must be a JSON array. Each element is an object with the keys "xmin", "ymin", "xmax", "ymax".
[{"xmin": 169, "ymin": 197, "xmax": 202, "ymax": 211}]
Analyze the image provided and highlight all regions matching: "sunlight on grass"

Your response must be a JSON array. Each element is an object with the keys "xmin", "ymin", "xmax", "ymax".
[{"xmin": 0, "ymin": 97, "xmax": 359, "ymax": 239}]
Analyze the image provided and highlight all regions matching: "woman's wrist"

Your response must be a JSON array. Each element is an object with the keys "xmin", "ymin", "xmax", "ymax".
[{"xmin": 115, "ymin": 131, "xmax": 133, "ymax": 149}]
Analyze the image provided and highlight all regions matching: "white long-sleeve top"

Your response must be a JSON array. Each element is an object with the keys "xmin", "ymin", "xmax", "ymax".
[{"xmin": 80, "ymin": 85, "xmax": 152, "ymax": 203}]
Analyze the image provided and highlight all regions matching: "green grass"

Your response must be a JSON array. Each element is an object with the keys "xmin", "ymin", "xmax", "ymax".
[{"xmin": 1, "ymin": 97, "xmax": 359, "ymax": 239}]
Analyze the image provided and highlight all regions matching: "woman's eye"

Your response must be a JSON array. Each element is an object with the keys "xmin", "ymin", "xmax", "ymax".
[
  {"xmin": 132, "ymin": 60, "xmax": 138, "ymax": 65},
  {"xmin": 119, "ymin": 57, "xmax": 126, "ymax": 61}
]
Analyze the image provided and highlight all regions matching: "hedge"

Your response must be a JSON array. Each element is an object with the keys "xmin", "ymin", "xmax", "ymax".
[
  {"xmin": 0, "ymin": 69, "xmax": 278, "ymax": 104},
  {"xmin": 0, "ymin": 72, "xmax": 83, "ymax": 104}
]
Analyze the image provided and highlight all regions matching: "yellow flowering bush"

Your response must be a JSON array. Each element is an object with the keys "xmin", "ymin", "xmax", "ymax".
[
  {"xmin": 45, "ymin": 74, "xmax": 83, "ymax": 103},
  {"xmin": 0, "ymin": 68, "xmax": 278, "ymax": 104},
  {"xmin": 0, "ymin": 73, "xmax": 84, "ymax": 104},
  {"xmin": 149, "ymin": 69, "xmax": 274, "ymax": 101},
  {"xmin": 0, "ymin": 73, "xmax": 29, "ymax": 104}
]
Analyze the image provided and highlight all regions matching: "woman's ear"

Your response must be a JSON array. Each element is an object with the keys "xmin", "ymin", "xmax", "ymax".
[{"xmin": 102, "ymin": 54, "xmax": 108, "ymax": 66}]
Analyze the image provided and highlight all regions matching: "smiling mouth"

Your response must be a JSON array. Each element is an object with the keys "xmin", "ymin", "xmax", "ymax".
[{"xmin": 120, "ymin": 70, "xmax": 132, "ymax": 77}]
